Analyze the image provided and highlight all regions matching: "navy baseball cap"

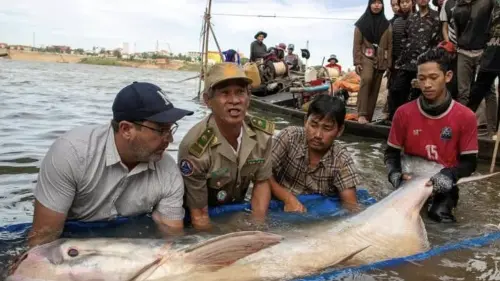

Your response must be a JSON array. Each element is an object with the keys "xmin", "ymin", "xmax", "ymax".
[{"xmin": 112, "ymin": 82, "xmax": 194, "ymax": 124}]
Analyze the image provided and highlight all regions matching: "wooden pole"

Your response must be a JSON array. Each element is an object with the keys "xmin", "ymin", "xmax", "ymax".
[
  {"xmin": 490, "ymin": 128, "xmax": 500, "ymax": 173},
  {"xmin": 203, "ymin": 0, "xmax": 213, "ymax": 75},
  {"xmin": 305, "ymin": 40, "xmax": 309, "ymax": 67},
  {"xmin": 196, "ymin": 7, "xmax": 208, "ymax": 100},
  {"xmin": 208, "ymin": 24, "xmax": 224, "ymax": 62}
]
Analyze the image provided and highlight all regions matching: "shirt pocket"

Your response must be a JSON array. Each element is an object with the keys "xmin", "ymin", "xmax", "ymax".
[{"xmin": 207, "ymin": 168, "xmax": 232, "ymax": 190}]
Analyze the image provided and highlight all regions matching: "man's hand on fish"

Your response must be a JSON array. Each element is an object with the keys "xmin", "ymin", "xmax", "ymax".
[
  {"xmin": 151, "ymin": 211, "xmax": 185, "ymax": 237},
  {"xmin": 283, "ymin": 195, "xmax": 307, "ymax": 213},
  {"xmin": 388, "ymin": 171, "xmax": 412, "ymax": 189},
  {"xmin": 425, "ymin": 168, "xmax": 456, "ymax": 193}
]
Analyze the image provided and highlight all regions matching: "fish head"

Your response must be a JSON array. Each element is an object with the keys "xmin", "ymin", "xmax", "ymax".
[{"xmin": 7, "ymin": 238, "xmax": 170, "ymax": 281}]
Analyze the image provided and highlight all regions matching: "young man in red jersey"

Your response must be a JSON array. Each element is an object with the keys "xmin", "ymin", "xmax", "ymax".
[{"xmin": 384, "ymin": 47, "xmax": 478, "ymax": 223}]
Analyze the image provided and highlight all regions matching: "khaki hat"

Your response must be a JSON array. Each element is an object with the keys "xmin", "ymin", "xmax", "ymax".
[{"xmin": 204, "ymin": 62, "xmax": 253, "ymax": 92}]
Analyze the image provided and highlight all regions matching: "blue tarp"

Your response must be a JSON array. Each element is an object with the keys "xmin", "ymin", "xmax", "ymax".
[
  {"xmin": 1, "ymin": 188, "xmax": 499, "ymax": 280},
  {"xmin": 0, "ymin": 189, "xmax": 376, "ymax": 237}
]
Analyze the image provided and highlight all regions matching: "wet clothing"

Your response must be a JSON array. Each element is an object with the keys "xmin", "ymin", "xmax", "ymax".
[
  {"xmin": 271, "ymin": 126, "xmax": 360, "ymax": 196},
  {"xmin": 384, "ymin": 93, "xmax": 478, "ymax": 223},
  {"xmin": 250, "ymin": 40, "xmax": 268, "ymax": 62},
  {"xmin": 178, "ymin": 115, "xmax": 274, "ymax": 209},
  {"xmin": 34, "ymin": 124, "xmax": 185, "ymax": 222}
]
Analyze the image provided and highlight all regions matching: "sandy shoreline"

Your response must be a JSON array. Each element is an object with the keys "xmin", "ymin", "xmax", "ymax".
[{"xmin": 2, "ymin": 50, "xmax": 200, "ymax": 71}]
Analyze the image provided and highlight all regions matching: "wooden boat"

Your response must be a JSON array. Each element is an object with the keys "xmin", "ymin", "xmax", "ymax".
[{"xmin": 250, "ymin": 92, "xmax": 500, "ymax": 164}]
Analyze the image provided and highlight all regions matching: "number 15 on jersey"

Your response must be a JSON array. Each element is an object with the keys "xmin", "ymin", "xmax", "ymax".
[{"xmin": 425, "ymin": 145, "xmax": 439, "ymax": 161}]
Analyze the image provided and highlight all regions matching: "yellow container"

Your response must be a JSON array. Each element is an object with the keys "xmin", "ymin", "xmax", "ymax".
[{"xmin": 243, "ymin": 62, "xmax": 261, "ymax": 88}]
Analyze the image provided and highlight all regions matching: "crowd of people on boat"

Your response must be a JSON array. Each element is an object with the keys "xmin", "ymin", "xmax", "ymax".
[
  {"xmin": 248, "ymin": 30, "xmax": 306, "ymax": 72},
  {"xmin": 353, "ymin": 0, "xmax": 499, "ymax": 144}
]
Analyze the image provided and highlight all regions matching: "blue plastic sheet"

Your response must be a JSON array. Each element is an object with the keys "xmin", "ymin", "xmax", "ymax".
[{"xmin": 0, "ymin": 188, "xmax": 376, "ymax": 237}]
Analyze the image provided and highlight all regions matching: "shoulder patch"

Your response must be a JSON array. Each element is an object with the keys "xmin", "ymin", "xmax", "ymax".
[
  {"xmin": 179, "ymin": 159, "xmax": 194, "ymax": 176},
  {"xmin": 249, "ymin": 116, "xmax": 275, "ymax": 135},
  {"xmin": 188, "ymin": 127, "xmax": 215, "ymax": 158}
]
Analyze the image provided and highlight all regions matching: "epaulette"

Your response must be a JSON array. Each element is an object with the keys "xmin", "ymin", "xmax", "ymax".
[
  {"xmin": 249, "ymin": 116, "xmax": 275, "ymax": 135},
  {"xmin": 189, "ymin": 127, "xmax": 215, "ymax": 158}
]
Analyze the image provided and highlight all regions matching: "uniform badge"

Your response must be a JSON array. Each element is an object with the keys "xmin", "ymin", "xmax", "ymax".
[
  {"xmin": 246, "ymin": 158, "xmax": 265, "ymax": 165},
  {"xmin": 440, "ymin": 127, "xmax": 452, "ymax": 140},
  {"xmin": 179, "ymin": 159, "xmax": 194, "ymax": 176},
  {"xmin": 217, "ymin": 190, "xmax": 227, "ymax": 202}
]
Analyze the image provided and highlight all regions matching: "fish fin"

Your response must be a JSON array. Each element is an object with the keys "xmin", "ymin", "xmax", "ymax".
[
  {"xmin": 312, "ymin": 244, "xmax": 371, "ymax": 272},
  {"xmin": 127, "ymin": 243, "xmax": 174, "ymax": 281},
  {"xmin": 457, "ymin": 172, "xmax": 500, "ymax": 185},
  {"xmin": 182, "ymin": 231, "xmax": 283, "ymax": 270}
]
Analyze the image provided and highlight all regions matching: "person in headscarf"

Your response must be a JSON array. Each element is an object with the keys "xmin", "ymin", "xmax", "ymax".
[{"xmin": 353, "ymin": 0, "xmax": 392, "ymax": 124}]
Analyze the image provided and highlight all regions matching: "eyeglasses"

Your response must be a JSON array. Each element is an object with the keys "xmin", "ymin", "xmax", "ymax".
[{"xmin": 133, "ymin": 122, "xmax": 178, "ymax": 138}]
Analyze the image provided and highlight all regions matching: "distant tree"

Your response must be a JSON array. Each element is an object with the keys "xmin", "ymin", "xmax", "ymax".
[
  {"xmin": 240, "ymin": 57, "xmax": 249, "ymax": 64},
  {"xmin": 113, "ymin": 49, "xmax": 122, "ymax": 59}
]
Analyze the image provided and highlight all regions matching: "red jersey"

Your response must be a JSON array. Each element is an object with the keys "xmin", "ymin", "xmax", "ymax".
[{"xmin": 387, "ymin": 99, "xmax": 478, "ymax": 168}]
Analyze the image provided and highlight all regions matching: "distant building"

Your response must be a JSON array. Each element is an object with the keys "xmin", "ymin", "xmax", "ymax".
[
  {"xmin": 0, "ymin": 43, "xmax": 8, "ymax": 49},
  {"xmin": 123, "ymin": 42, "xmax": 129, "ymax": 54},
  {"xmin": 10, "ymin": 45, "xmax": 32, "ymax": 52},
  {"xmin": 50, "ymin": 45, "xmax": 71, "ymax": 53}
]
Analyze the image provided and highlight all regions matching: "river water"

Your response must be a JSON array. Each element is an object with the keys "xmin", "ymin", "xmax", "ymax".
[{"xmin": 1, "ymin": 60, "xmax": 500, "ymax": 280}]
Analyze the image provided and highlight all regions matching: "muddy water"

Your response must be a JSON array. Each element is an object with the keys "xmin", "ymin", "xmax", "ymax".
[{"xmin": 1, "ymin": 59, "xmax": 499, "ymax": 280}]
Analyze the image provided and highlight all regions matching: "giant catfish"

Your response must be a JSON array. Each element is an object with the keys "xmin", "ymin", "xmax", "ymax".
[{"xmin": 7, "ymin": 156, "xmax": 499, "ymax": 281}]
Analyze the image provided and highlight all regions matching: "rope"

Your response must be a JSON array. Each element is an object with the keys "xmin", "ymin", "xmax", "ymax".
[
  {"xmin": 211, "ymin": 13, "xmax": 357, "ymax": 21},
  {"xmin": 273, "ymin": 62, "xmax": 288, "ymax": 76}
]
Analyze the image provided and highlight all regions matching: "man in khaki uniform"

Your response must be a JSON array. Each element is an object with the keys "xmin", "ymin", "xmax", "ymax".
[{"xmin": 177, "ymin": 62, "xmax": 274, "ymax": 231}]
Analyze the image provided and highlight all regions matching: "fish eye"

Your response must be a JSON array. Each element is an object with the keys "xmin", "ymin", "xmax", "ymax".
[{"xmin": 67, "ymin": 248, "xmax": 79, "ymax": 257}]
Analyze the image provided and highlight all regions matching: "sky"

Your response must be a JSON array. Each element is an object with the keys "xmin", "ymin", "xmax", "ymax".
[{"xmin": 0, "ymin": 0, "xmax": 436, "ymax": 68}]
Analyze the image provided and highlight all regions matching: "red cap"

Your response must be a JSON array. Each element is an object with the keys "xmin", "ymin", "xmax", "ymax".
[{"xmin": 437, "ymin": 41, "xmax": 456, "ymax": 54}]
